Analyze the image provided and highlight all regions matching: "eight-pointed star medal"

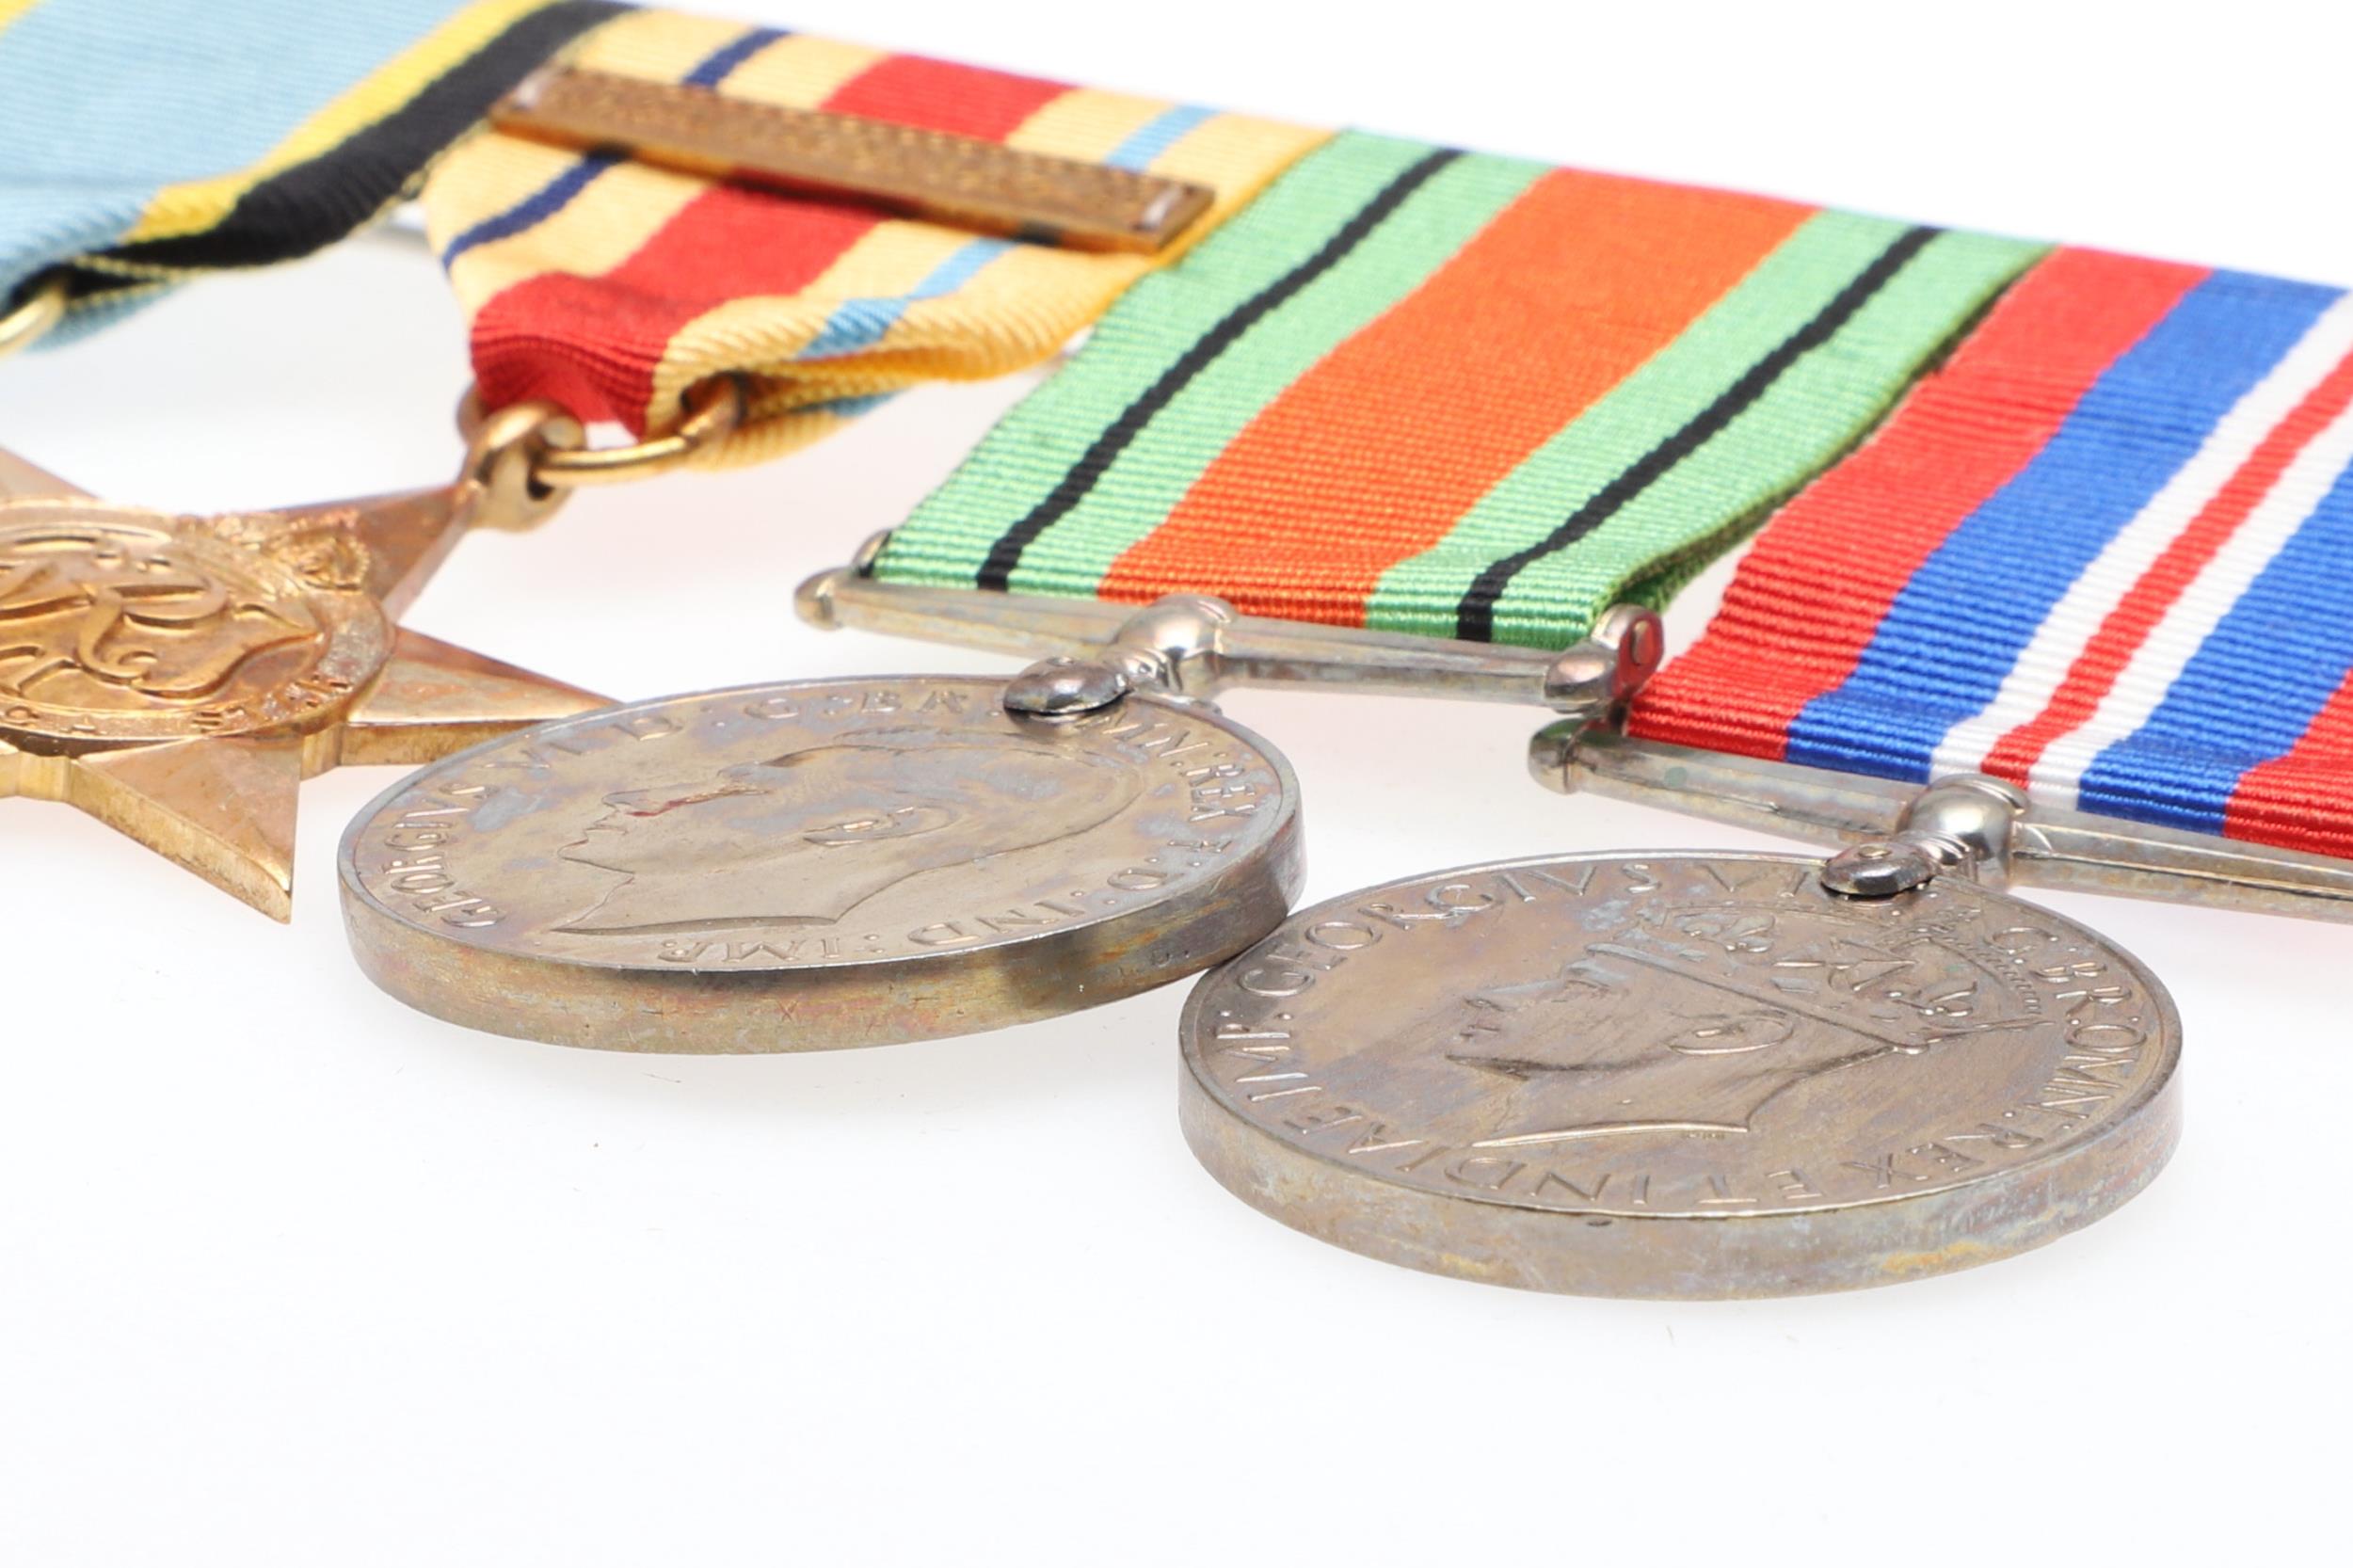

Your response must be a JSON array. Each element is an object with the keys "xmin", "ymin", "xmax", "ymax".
[{"xmin": 0, "ymin": 447, "xmax": 606, "ymax": 919}]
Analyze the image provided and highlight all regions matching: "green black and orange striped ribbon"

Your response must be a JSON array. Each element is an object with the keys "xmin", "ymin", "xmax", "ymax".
[{"xmin": 876, "ymin": 133, "xmax": 2047, "ymax": 648}]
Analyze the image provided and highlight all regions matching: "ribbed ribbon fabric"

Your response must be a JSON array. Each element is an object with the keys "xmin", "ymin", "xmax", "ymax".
[
  {"xmin": 0, "ymin": 0, "xmax": 621, "ymax": 340},
  {"xmin": 874, "ymin": 133, "xmax": 2045, "ymax": 648},
  {"xmin": 1631, "ymin": 248, "xmax": 2353, "ymax": 859},
  {"xmin": 421, "ymin": 9, "xmax": 1326, "ymax": 465}
]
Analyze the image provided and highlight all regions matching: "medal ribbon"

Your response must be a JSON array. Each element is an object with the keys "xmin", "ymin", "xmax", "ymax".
[
  {"xmin": 422, "ymin": 9, "xmax": 1325, "ymax": 464},
  {"xmin": 0, "ymin": 0, "xmax": 621, "ymax": 339},
  {"xmin": 872, "ymin": 133, "xmax": 2043, "ymax": 648},
  {"xmin": 1630, "ymin": 248, "xmax": 2353, "ymax": 859}
]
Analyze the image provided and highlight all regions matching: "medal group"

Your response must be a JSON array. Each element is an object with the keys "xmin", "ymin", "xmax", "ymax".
[{"xmin": 7, "ymin": 1, "xmax": 2350, "ymax": 1300}]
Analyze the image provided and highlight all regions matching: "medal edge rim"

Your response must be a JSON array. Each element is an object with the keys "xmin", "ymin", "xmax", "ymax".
[{"xmin": 1176, "ymin": 847, "xmax": 2184, "ymax": 1223}]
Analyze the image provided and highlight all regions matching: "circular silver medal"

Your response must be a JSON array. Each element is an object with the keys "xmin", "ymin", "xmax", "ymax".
[
  {"xmin": 1180, "ymin": 851, "xmax": 2180, "ymax": 1297},
  {"xmin": 341, "ymin": 676, "xmax": 1301, "ymax": 1051}
]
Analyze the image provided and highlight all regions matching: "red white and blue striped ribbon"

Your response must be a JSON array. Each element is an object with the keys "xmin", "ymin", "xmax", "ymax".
[{"xmin": 1630, "ymin": 247, "xmax": 2353, "ymax": 860}]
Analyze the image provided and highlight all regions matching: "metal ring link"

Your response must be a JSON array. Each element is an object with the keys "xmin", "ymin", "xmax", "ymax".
[
  {"xmin": 0, "ymin": 273, "xmax": 69, "ymax": 360},
  {"xmin": 457, "ymin": 394, "xmax": 585, "ymax": 531},
  {"xmin": 456, "ymin": 374, "xmax": 748, "ymax": 528},
  {"xmin": 528, "ymin": 373, "xmax": 748, "ymax": 488}
]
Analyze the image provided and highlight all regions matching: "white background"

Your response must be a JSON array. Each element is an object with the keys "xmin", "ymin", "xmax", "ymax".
[{"xmin": 5, "ymin": 2, "xmax": 2348, "ymax": 1560}]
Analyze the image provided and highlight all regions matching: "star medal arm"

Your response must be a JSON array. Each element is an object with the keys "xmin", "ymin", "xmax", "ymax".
[{"xmin": 0, "ymin": 452, "xmax": 604, "ymax": 919}]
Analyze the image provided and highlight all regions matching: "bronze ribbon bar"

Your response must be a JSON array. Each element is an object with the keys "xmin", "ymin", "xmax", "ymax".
[{"xmin": 491, "ymin": 65, "xmax": 1217, "ymax": 252}]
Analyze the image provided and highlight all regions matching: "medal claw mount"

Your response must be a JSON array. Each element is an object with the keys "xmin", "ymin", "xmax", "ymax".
[
  {"xmin": 1530, "ymin": 724, "xmax": 2353, "ymax": 926},
  {"xmin": 804, "ymin": 547, "xmax": 2353, "ymax": 926},
  {"xmin": 0, "ymin": 446, "xmax": 607, "ymax": 919},
  {"xmin": 797, "ymin": 549, "xmax": 1661, "ymax": 716}
]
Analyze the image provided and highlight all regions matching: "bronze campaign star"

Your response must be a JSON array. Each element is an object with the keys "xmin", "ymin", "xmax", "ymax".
[{"xmin": 0, "ymin": 446, "xmax": 605, "ymax": 919}]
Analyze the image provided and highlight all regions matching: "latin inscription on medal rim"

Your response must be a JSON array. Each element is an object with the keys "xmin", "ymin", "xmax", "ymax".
[
  {"xmin": 1179, "ymin": 852, "xmax": 2181, "ymax": 1298},
  {"xmin": 339, "ymin": 677, "xmax": 1302, "ymax": 1052}
]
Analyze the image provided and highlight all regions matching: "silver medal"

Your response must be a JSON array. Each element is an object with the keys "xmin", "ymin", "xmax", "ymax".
[
  {"xmin": 341, "ymin": 675, "xmax": 1300, "ymax": 1051},
  {"xmin": 1180, "ymin": 849, "xmax": 2181, "ymax": 1298}
]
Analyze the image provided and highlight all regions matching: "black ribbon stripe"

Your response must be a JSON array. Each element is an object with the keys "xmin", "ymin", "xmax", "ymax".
[
  {"xmin": 73, "ymin": 0, "xmax": 629, "ymax": 298},
  {"xmin": 974, "ymin": 147, "xmax": 1464, "ymax": 591},
  {"xmin": 1451, "ymin": 223, "xmax": 1944, "ymax": 642}
]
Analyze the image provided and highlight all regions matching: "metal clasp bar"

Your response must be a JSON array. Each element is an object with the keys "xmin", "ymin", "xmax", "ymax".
[
  {"xmin": 796, "ymin": 555, "xmax": 2353, "ymax": 925},
  {"xmin": 493, "ymin": 67, "xmax": 1215, "ymax": 254},
  {"xmin": 795, "ymin": 551, "xmax": 1661, "ymax": 714},
  {"xmin": 1528, "ymin": 712, "xmax": 2353, "ymax": 932}
]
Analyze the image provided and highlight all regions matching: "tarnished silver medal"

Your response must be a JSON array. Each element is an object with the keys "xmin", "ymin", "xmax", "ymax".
[
  {"xmin": 1180, "ymin": 847, "xmax": 2181, "ymax": 1298},
  {"xmin": 341, "ymin": 669, "xmax": 1300, "ymax": 1052},
  {"xmin": 1169, "ymin": 612, "xmax": 2353, "ymax": 1296}
]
